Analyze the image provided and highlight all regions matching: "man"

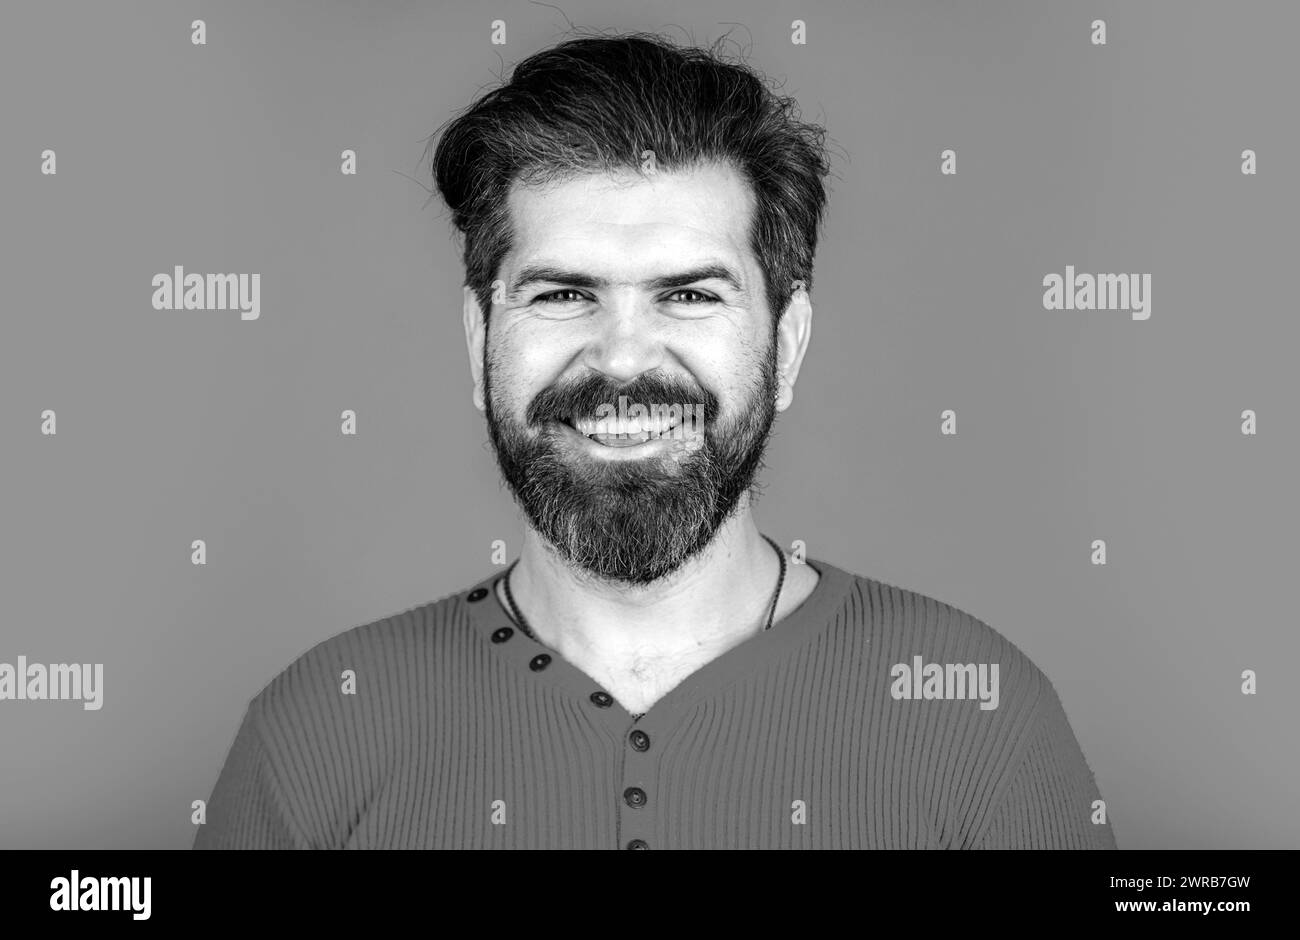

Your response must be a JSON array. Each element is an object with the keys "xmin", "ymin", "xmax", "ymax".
[{"xmin": 195, "ymin": 32, "xmax": 1116, "ymax": 850}]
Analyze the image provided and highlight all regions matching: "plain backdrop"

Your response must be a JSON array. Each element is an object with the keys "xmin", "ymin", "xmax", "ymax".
[{"xmin": 1, "ymin": 0, "xmax": 1296, "ymax": 848}]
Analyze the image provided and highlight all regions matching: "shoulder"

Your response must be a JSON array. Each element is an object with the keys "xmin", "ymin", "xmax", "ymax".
[
  {"xmin": 201, "ymin": 579, "xmax": 494, "ymax": 848},
  {"xmin": 832, "ymin": 568, "xmax": 1103, "ymax": 844},
  {"xmin": 826, "ymin": 564, "xmax": 1059, "ymax": 721},
  {"xmin": 246, "ymin": 577, "xmax": 492, "ymax": 733}
]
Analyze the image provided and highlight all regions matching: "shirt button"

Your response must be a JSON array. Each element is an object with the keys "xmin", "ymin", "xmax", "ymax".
[
  {"xmin": 623, "ymin": 786, "xmax": 647, "ymax": 807},
  {"xmin": 490, "ymin": 627, "xmax": 513, "ymax": 643},
  {"xmin": 529, "ymin": 654, "xmax": 551, "ymax": 671},
  {"xmin": 626, "ymin": 839, "xmax": 649, "ymax": 850},
  {"xmin": 589, "ymin": 691, "xmax": 613, "ymax": 707},
  {"xmin": 467, "ymin": 587, "xmax": 488, "ymax": 602},
  {"xmin": 629, "ymin": 730, "xmax": 650, "ymax": 751}
]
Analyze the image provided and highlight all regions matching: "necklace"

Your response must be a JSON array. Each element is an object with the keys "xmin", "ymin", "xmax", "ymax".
[{"xmin": 500, "ymin": 534, "xmax": 789, "ymax": 643}]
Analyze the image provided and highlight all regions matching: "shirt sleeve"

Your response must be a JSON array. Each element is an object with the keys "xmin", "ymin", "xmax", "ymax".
[
  {"xmin": 972, "ymin": 684, "xmax": 1118, "ymax": 849},
  {"xmin": 192, "ymin": 701, "xmax": 313, "ymax": 850}
]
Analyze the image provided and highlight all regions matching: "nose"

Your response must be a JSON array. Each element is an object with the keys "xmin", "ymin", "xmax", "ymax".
[{"xmin": 579, "ymin": 291, "xmax": 667, "ymax": 384}]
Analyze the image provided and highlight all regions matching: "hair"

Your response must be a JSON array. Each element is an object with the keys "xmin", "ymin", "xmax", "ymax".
[{"xmin": 427, "ymin": 31, "xmax": 832, "ymax": 329}]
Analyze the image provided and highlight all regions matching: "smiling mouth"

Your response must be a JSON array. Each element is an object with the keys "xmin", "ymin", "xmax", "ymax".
[
  {"xmin": 550, "ymin": 414, "xmax": 693, "ymax": 449},
  {"xmin": 553, "ymin": 418, "xmax": 657, "ymax": 447}
]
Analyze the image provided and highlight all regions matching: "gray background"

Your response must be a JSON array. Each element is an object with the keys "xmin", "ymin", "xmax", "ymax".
[{"xmin": 1, "ymin": 0, "xmax": 1296, "ymax": 849}]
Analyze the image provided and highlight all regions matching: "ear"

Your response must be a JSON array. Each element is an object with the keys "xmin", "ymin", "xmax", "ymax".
[
  {"xmin": 773, "ymin": 283, "xmax": 813, "ymax": 412},
  {"xmin": 463, "ymin": 285, "xmax": 487, "ymax": 412}
]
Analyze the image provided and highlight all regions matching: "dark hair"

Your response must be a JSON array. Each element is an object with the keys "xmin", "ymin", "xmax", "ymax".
[{"xmin": 428, "ymin": 32, "xmax": 832, "ymax": 328}]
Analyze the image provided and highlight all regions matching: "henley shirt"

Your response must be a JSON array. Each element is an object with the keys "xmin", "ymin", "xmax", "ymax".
[{"xmin": 193, "ymin": 556, "xmax": 1117, "ymax": 849}]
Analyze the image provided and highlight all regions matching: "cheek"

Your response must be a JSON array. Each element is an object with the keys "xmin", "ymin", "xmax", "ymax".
[
  {"xmin": 489, "ymin": 337, "xmax": 558, "ymax": 417},
  {"xmin": 689, "ymin": 337, "xmax": 765, "ymax": 394}
]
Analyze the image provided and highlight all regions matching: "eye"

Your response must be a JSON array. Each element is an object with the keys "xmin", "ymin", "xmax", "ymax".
[
  {"xmin": 664, "ymin": 289, "xmax": 718, "ymax": 304},
  {"xmin": 533, "ymin": 289, "xmax": 590, "ymax": 305}
]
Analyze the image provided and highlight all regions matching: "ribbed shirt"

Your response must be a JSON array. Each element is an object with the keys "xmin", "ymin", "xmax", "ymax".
[{"xmin": 194, "ymin": 557, "xmax": 1116, "ymax": 850}]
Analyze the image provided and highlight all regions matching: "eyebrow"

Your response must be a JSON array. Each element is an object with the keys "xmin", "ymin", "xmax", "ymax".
[{"xmin": 508, "ymin": 263, "xmax": 745, "ymax": 298}]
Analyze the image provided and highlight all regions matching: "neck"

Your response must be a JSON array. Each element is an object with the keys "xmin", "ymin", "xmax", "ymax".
[{"xmin": 506, "ymin": 504, "xmax": 780, "ymax": 664}]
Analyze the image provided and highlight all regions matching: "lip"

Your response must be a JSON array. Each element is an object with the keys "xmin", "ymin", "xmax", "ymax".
[{"xmin": 547, "ymin": 419, "xmax": 701, "ymax": 460}]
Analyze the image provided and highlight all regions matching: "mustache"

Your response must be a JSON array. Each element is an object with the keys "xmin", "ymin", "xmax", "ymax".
[{"xmin": 525, "ymin": 374, "xmax": 719, "ymax": 426}]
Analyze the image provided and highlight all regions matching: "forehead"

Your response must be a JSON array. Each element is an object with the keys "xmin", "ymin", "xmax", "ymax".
[{"xmin": 503, "ymin": 161, "xmax": 758, "ymax": 279}]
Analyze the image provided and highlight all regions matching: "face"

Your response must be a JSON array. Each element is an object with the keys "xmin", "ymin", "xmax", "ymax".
[{"xmin": 465, "ymin": 161, "xmax": 811, "ymax": 585}]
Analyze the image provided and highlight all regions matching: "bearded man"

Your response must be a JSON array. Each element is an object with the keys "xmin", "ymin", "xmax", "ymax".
[{"xmin": 195, "ymin": 32, "xmax": 1115, "ymax": 851}]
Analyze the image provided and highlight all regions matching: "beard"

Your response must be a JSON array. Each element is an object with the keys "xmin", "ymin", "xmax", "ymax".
[{"xmin": 483, "ymin": 339, "xmax": 779, "ymax": 585}]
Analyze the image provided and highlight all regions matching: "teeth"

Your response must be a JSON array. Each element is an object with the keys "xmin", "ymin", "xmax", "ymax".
[{"xmin": 573, "ymin": 415, "xmax": 682, "ymax": 437}]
